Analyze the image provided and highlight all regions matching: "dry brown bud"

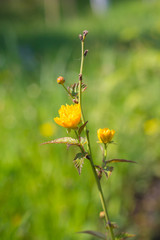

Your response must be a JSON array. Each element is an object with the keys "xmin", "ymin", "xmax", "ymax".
[
  {"xmin": 84, "ymin": 49, "xmax": 88, "ymax": 57},
  {"xmin": 83, "ymin": 30, "xmax": 88, "ymax": 37},
  {"xmin": 79, "ymin": 34, "xmax": 83, "ymax": 41},
  {"xmin": 73, "ymin": 99, "xmax": 79, "ymax": 104},
  {"xmin": 79, "ymin": 73, "xmax": 82, "ymax": 81}
]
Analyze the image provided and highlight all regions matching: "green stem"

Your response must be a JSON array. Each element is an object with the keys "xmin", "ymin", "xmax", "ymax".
[
  {"xmin": 78, "ymin": 35, "xmax": 115, "ymax": 240},
  {"xmin": 79, "ymin": 39, "xmax": 85, "ymax": 124},
  {"xmin": 62, "ymin": 83, "xmax": 74, "ymax": 100},
  {"xmin": 86, "ymin": 134, "xmax": 115, "ymax": 240},
  {"xmin": 103, "ymin": 143, "xmax": 107, "ymax": 167}
]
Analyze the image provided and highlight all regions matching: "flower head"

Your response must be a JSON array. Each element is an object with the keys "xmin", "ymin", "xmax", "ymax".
[
  {"xmin": 97, "ymin": 128, "xmax": 115, "ymax": 144},
  {"xmin": 54, "ymin": 104, "xmax": 81, "ymax": 129},
  {"xmin": 57, "ymin": 76, "xmax": 65, "ymax": 84}
]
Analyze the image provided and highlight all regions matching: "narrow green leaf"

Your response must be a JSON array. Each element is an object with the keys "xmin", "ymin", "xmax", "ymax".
[
  {"xmin": 116, "ymin": 232, "xmax": 136, "ymax": 239},
  {"xmin": 106, "ymin": 159, "xmax": 136, "ymax": 164},
  {"xmin": 77, "ymin": 230, "xmax": 107, "ymax": 239},
  {"xmin": 73, "ymin": 152, "xmax": 87, "ymax": 175},
  {"xmin": 78, "ymin": 121, "xmax": 88, "ymax": 135},
  {"xmin": 41, "ymin": 137, "xmax": 79, "ymax": 146}
]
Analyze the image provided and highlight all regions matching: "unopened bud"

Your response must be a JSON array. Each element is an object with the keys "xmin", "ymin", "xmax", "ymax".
[
  {"xmin": 79, "ymin": 74, "xmax": 82, "ymax": 81},
  {"xmin": 83, "ymin": 30, "xmax": 88, "ymax": 37},
  {"xmin": 79, "ymin": 34, "xmax": 83, "ymax": 41},
  {"xmin": 84, "ymin": 49, "xmax": 88, "ymax": 57},
  {"xmin": 73, "ymin": 99, "xmax": 79, "ymax": 104},
  {"xmin": 99, "ymin": 211, "xmax": 105, "ymax": 218},
  {"xmin": 96, "ymin": 169, "xmax": 102, "ymax": 179},
  {"xmin": 57, "ymin": 76, "xmax": 65, "ymax": 84}
]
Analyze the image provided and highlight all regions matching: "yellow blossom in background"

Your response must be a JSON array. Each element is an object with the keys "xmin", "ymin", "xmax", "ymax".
[
  {"xmin": 144, "ymin": 118, "xmax": 160, "ymax": 136},
  {"xmin": 40, "ymin": 122, "xmax": 56, "ymax": 137},
  {"xmin": 11, "ymin": 214, "xmax": 22, "ymax": 227},
  {"xmin": 97, "ymin": 128, "xmax": 115, "ymax": 144},
  {"xmin": 54, "ymin": 104, "xmax": 81, "ymax": 129}
]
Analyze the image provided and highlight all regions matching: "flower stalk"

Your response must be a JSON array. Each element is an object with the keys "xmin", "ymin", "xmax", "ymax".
[{"xmin": 78, "ymin": 32, "xmax": 115, "ymax": 240}]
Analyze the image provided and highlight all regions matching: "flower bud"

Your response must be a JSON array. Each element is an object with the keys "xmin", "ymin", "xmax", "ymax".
[
  {"xmin": 99, "ymin": 211, "xmax": 105, "ymax": 218},
  {"xmin": 83, "ymin": 30, "xmax": 88, "ymax": 37},
  {"xmin": 57, "ymin": 76, "xmax": 65, "ymax": 84},
  {"xmin": 84, "ymin": 49, "xmax": 88, "ymax": 57},
  {"xmin": 79, "ymin": 34, "xmax": 83, "ymax": 41},
  {"xmin": 97, "ymin": 128, "xmax": 115, "ymax": 144}
]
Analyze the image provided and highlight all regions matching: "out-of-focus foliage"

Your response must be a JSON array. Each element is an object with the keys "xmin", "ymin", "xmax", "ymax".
[{"xmin": 0, "ymin": 0, "xmax": 160, "ymax": 240}]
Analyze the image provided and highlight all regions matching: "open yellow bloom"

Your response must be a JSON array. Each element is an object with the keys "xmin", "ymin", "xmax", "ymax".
[
  {"xmin": 97, "ymin": 128, "xmax": 115, "ymax": 144},
  {"xmin": 54, "ymin": 104, "xmax": 81, "ymax": 129}
]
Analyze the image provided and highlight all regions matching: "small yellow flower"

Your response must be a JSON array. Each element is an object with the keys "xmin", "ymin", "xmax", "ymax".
[
  {"xmin": 97, "ymin": 128, "xmax": 115, "ymax": 144},
  {"xmin": 54, "ymin": 104, "xmax": 81, "ymax": 129},
  {"xmin": 144, "ymin": 118, "xmax": 160, "ymax": 136},
  {"xmin": 40, "ymin": 122, "xmax": 56, "ymax": 137},
  {"xmin": 57, "ymin": 76, "xmax": 65, "ymax": 84}
]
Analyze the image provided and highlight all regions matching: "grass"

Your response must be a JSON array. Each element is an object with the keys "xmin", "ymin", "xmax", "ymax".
[{"xmin": 0, "ymin": 1, "xmax": 160, "ymax": 239}]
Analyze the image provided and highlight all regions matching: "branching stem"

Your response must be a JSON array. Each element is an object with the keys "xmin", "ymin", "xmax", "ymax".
[{"xmin": 78, "ymin": 34, "xmax": 115, "ymax": 240}]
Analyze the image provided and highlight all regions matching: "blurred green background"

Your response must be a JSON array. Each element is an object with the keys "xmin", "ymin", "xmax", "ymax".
[{"xmin": 0, "ymin": 0, "xmax": 160, "ymax": 239}]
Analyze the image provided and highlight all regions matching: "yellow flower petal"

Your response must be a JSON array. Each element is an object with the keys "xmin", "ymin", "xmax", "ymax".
[
  {"xmin": 54, "ymin": 104, "xmax": 81, "ymax": 129},
  {"xmin": 97, "ymin": 128, "xmax": 115, "ymax": 144}
]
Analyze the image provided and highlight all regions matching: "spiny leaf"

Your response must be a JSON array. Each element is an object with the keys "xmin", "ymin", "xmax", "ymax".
[
  {"xmin": 41, "ymin": 137, "xmax": 79, "ymax": 146},
  {"xmin": 77, "ymin": 230, "xmax": 107, "ymax": 239},
  {"xmin": 78, "ymin": 121, "xmax": 88, "ymax": 136},
  {"xmin": 106, "ymin": 159, "xmax": 136, "ymax": 164},
  {"xmin": 116, "ymin": 232, "xmax": 136, "ymax": 239},
  {"xmin": 73, "ymin": 152, "xmax": 87, "ymax": 175},
  {"xmin": 103, "ymin": 166, "xmax": 114, "ymax": 179}
]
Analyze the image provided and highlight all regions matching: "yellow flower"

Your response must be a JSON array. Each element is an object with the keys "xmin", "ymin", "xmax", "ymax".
[
  {"xmin": 57, "ymin": 76, "xmax": 65, "ymax": 84},
  {"xmin": 40, "ymin": 122, "xmax": 56, "ymax": 137},
  {"xmin": 54, "ymin": 104, "xmax": 81, "ymax": 129},
  {"xmin": 144, "ymin": 118, "xmax": 160, "ymax": 136},
  {"xmin": 97, "ymin": 128, "xmax": 115, "ymax": 144}
]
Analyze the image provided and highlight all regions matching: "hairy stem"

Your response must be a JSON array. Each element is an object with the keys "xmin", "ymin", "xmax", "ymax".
[{"xmin": 78, "ymin": 35, "xmax": 115, "ymax": 240}]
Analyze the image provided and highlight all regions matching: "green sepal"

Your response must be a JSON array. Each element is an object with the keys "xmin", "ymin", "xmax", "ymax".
[
  {"xmin": 103, "ymin": 166, "xmax": 114, "ymax": 179},
  {"xmin": 68, "ymin": 82, "xmax": 87, "ymax": 97},
  {"xmin": 73, "ymin": 152, "xmax": 87, "ymax": 175},
  {"xmin": 77, "ymin": 230, "xmax": 106, "ymax": 239}
]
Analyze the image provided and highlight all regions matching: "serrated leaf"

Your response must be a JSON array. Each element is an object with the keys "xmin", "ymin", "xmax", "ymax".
[
  {"xmin": 41, "ymin": 137, "xmax": 79, "ymax": 146},
  {"xmin": 116, "ymin": 232, "xmax": 136, "ymax": 239},
  {"xmin": 106, "ymin": 159, "xmax": 136, "ymax": 164},
  {"xmin": 77, "ymin": 230, "xmax": 107, "ymax": 239},
  {"xmin": 80, "ymin": 137, "xmax": 87, "ymax": 145},
  {"xmin": 73, "ymin": 152, "xmax": 87, "ymax": 175},
  {"xmin": 41, "ymin": 137, "xmax": 87, "ymax": 147},
  {"xmin": 78, "ymin": 121, "xmax": 88, "ymax": 135},
  {"xmin": 103, "ymin": 166, "xmax": 114, "ymax": 179}
]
